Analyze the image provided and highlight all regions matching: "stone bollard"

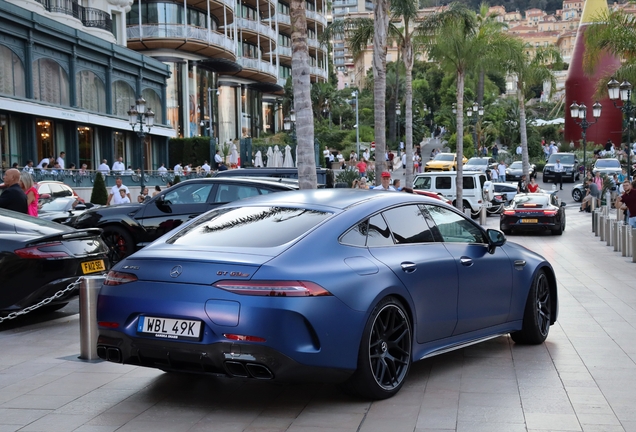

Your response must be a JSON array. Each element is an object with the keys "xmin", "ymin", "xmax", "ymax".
[
  {"xmin": 614, "ymin": 221, "xmax": 621, "ymax": 252},
  {"xmin": 622, "ymin": 224, "xmax": 628, "ymax": 257},
  {"xmin": 479, "ymin": 204, "xmax": 487, "ymax": 226},
  {"xmin": 594, "ymin": 209, "xmax": 602, "ymax": 236},
  {"xmin": 600, "ymin": 215, "xmax": 606, "ymax": 241},
  {"xmin": 606, "ymin": 192, "xmax": 612, "ymax": 214},
  {"xmin": 606, "ymin": 218, "xmax": 612, "ymax": 247}
]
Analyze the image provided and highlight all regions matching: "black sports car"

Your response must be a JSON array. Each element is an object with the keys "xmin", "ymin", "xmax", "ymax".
[
  {"xmin": 500, "ymin": 193, "xmax": 566, "ymax": 235},
  {"xmin": 38, "ymin": 197, "xmax": 99, "ymax": 225},
  {"xmin": 0, "ymin": 209, "xmax": 109, "ymax": 315},
  {"xmin": 71, "ymin": 177, "xmax": 298, "ymax": 263},
  {"xmin": 505, "ymin": 161, "xmax": 536, "ymax": 181}
]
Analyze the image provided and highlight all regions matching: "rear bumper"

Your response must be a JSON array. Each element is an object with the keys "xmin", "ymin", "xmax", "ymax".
[{"xmin": 97, "ymin": 331, "xmax": 353, "ymax": 383}]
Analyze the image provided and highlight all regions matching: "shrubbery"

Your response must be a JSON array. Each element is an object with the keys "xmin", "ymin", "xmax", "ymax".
[{"xmin": 90, "ymin": 173, "xmax": 108, "ymax": 205}]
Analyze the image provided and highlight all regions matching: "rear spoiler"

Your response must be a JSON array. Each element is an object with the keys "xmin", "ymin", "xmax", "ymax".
[{"xmin": 26, "ymin": 228, "xmax": 103, "ymax": 246}]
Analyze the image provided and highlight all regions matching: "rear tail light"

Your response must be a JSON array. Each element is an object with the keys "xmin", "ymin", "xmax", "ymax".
[
  {"xmin": 543, "ymin": 210, "xmax": 558, "ymax": 216},
  {"xmin": 503, "ymin": 210, "xmax": 516, "ymax": 216},
  {"xmin": 14, "ymin": 242, "xmax": 70, "ymax": 259},
  {"xmin": 104, "ymin": 270, "xmax": 138, "ymax": 286},
  {"xmin": 224, "ymin": 334, "xmax": 266, "ymax": 342},
  {"xmin": 98, "ymin": 321, "xmax": 120, "ymax": 328},
  {"xmin": 213, "ymin": 280, "xmax": 332, "ymax": 297}
]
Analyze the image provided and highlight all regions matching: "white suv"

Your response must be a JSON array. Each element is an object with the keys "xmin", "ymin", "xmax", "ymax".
[{"xmin": 413, "ymin": 171, "xmax": 490, "ymax": 216}]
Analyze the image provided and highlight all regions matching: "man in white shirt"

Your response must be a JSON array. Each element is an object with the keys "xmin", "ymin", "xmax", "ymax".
[
  {"xmin": 323, "ymin": 146, "xmax": 331, "ymax": 167},
  {"xmin": 173, "ymin": 162, "xmax": 183, "ymax": 175},
  {"xmin": 363, "ymin": 148, "xmax": 371, "ymax": 162},
  {"xmin": 373, "ymin": 171, "xmax": 396, "ymax": 191},
  {"xmin": 516, "ymin": 145, "xmax": 522, "ymax": 158},
  {"xmin": 554, "ymin": 158, "xmax": 564, "ymax": 190},
  {"xmin": 36, "ymin": 157, "xmax": 50, "ymax": 169},
  {"xmin": 56, "ymin": 152, "xmax": 65, "ymax": 169},
  {"xmin": 201, "ymin": 161, "xmax": 211, "ymax": 174},
  {"xmin": 157, "ymin": 163, "xmax": 168, "ymax": 173},
  {"xmin": 112, "ymin": 157, "xmax": 125, "ymax": 173},
  {"xmin": 497, "ymin": 161, "xmax": 507, "ymax": 182},
  {"xmin": 214, "ymin": 150, "xmax": 224, "ymax": 168},
  {"xmin": 106, "ymin": 177, "xmax": 131, "ymax": 205},
  {"xmin": 23, "ymin": 160, "xmax": 34, "ymax": 174},
  {"xmin": 97, "ymin": 159, "xmax": 110, "ymax": 175}
]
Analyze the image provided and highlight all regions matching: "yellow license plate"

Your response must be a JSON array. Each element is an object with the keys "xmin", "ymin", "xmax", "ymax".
[
  {"xmin": 521, "ymin": 219, "xmax": 538, "ymax": 223},
  {"xmin": 81, "ymin": 260, "xmax": 106, "ymax": 274}
]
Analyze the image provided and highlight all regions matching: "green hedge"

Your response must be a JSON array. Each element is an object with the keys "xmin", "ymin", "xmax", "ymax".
[{"xmin": 169, "ymin": 137, "xmax": 214, "ymax": 168}]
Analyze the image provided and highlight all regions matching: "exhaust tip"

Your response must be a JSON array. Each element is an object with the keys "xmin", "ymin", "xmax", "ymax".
[
  {"xmin": 106, "ymin": 347, "xmax": 122, "ymax": 363},
  {"xmin": 245, "ymin": 363, "xmax": 274, "ymax": 380},
  {"xmin": 224, "ymin": 361, "xmax": 249, "ymax": 378}
]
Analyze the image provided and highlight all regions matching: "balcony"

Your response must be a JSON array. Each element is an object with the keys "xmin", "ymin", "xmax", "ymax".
[
  {"xmin": 332, "ymin": 0, "xmax": 357, "ymax": 6},
  {"xmin": 127, "ymin": 24, "xmax": 235, "ymax": 56},
  {"xmin": 278, "ymin": 45, "xmax": 292, "ymax": 58},
  {"xmin": 306, "ymin": 10, "xmax": 328, "ymax": 27},
  {"xmin": 237, "ymin": 57, "xmax": 277, "ymax": 79},
  {"xmin": 307, "ymin": 38, "xmax": 323, "ymax": 50},
  {"xmin": 310, "ymin": 65, "xmax": 328, "ymax": 80},
  {"xmin": 235, "ymin": 17, "xmax": 277, "ymax": 42},
  {"xmin": 278, "ymin": 77, "xmax": 290, "ymax": 87},
  {"xmin": 34, "ymin": 0, "xmax": 112, "ymax": 31},
  {"xmin": 272, "ymin": 13, "xmax": 290, "ymax": 26}
]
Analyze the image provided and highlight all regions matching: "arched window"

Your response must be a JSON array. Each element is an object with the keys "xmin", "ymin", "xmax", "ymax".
[
  {"xmin": 76, "ymin": 70, "xmax": 106, "ymax": 113},
  {"xmin": 0, "ymin": 45, "xmax": 25, "ymax": 97},
  {"xmin": 33, "ymin": 58, "xmax": 69, "ymax": 105},
  {"xmin": 142, "ymin": 88, "xmax": 163, "ymax": 124},
  {"xmin": 112, "ymin": 80, "xmax": 136, "ymax": 118}
]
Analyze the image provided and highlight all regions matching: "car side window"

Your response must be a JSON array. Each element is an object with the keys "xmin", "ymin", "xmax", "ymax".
[
  {"xmin": 214, "ymin": 185, "xmax": 259, "ymax": 203},
  {"xmin": 424, "ymin": 205, "xmax": 487, "ymax": 244},
  {"xmin": 382, "ymin": 205, "xmax": 436, "ymax": 244},
  {"xmin": 340, "ymin": 220, "xmax": 368, "ymax": 247},
  {"xmin": 462, "ymin": 177, "xmax": 475, "ymax": 189},
  {"xmin": 413, "ymin": 176, "xmax": 431, "ymax": 190},
  {"xmin": 366, "ymin": 214, "xmax": 394, "ymax": 247},
  {"xmin": 164, "ymin": 184, "xmax": 212, "ymax": 204},
  {"xmin": 436, "ymin": 177, "xmax": 452, "ymax": 189}
]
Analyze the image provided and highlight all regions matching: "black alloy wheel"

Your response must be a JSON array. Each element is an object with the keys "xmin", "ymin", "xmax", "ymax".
[
  {"xmin": 102, "ymin": 226, "xmax": 135, "ymax": 264},
  {"xmin": 343, "ymin": 297, "xmax": 412, "ymax": 400},
  {"xmin": 511, "ymin": 270, "xmax": 551, "ymax": 344}
]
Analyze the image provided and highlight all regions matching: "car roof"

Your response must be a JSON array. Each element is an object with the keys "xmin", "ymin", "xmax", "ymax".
[
  {"xmin": 217, "ymin": 188, "xmax": 444, "ymax": 211},
  {"xmin": 176, "ymin": 177, "xmax": 298, "ymax": 189}
]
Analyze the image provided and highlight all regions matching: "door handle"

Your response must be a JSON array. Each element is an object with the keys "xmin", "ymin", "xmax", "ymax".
[
  {"xmin": 460, "ymin": 257, "xmax": 473, "ymax": 266},
  {"xmin": 401, "ymin": 262, "xmax": 417, "ymax": 273}
]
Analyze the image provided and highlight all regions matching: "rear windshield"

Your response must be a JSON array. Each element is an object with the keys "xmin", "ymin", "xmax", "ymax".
[
  {"xmin": 468, "ymin": 159, "xmax": 487, "ymax": 165},
  {"xmin": 595, "ymin": 159, "xmax": 621, "ymax": 168},
  {"xmin": 167, "ymin": 206, "xmax": 331, "ymax": 248},
  {"xmin": 513, "ymin": 195, "xmax": 549, "ymax": 208},
  {"xmin": 434, "ymin": 154, "xmax": 454, "ymax": 161},
  {"xmin": 510, "ymin": 161, "xmax": 522, "ymax": 169},
  {"xmin": 548, "ymin": 154, "xmax": 574, "ymax": 164}
]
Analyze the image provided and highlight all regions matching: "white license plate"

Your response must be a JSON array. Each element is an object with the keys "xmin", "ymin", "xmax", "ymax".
[{"xmin": 137, "ymin": 316, "xmax": 202, "ymax": 341}]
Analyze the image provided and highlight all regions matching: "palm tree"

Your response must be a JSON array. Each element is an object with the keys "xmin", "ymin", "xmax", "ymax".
[
  {"xmin": 373, "ymin": 0, "xmax": 391, "ymax": 184},
  {"xmin": 583, "ymin": 10, "xmax": 636, "ymax": 90},
  {"xmin": 506, "ymin": 42, "xmax": 561, "ymax": 178},
  {"xmin": 474, "ymin": 3, "xmax": 508, "ymax": 107},
  {"xmin": 290, "ymin": 0, "xmax": 317, "ymax": 189}
]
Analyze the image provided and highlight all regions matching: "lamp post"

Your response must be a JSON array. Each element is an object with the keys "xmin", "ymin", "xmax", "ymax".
[
  {"xmin": 569, "ymin": 101, "xmax": 601, "ymax": 179},
  {"xmin": 284, "ymin": 110, "xmax": 296, "ymax": 166},
  {"xmin": 396, "ymin": 103, "xmax": 401, "ymax": 149},
  {"xmin": 207, "ymin": 87, "xmax": 220, "ymax": 167},
  {"xmin": 608, "ymin": 78, "xmax": 634, "ymax": 180},
  {"xmin": 466, "ymin": 102, "xmax": 484, "ymax": 155},
  {"xmin": 127, "ymin": 97, "xmax": 154, "ymax": 194},
  {"xmin": 352, "ymin": 90, "xmax": 359, "ymax": 158}
]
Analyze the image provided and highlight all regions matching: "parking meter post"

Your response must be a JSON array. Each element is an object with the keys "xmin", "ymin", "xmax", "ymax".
[{"xmin": 79, "ymin": 275, "xmax": 105, "ymax": 361}]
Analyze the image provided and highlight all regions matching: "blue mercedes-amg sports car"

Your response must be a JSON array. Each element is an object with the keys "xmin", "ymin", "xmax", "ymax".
[{"xmin": 96, "ymin": 189, "xmax": 558, "ymax": 400}]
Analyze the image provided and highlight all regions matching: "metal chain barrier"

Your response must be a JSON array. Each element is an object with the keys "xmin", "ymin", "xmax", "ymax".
[{"xmin": 0, "ymin": 277, "xmax": 84, "ymax": 323}]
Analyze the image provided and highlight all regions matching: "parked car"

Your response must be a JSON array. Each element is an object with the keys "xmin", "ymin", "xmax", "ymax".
[
  {"xmin": 543, "ymin": 153, "xmax": 580, "ymax": 183},
  {"xmin": 505, "ymin": 161, "xmax": 536, "ymax": 182},
  {"xmin": 424, "ymin": 153, "xmax": 467, "ymax": 172},
  {"xmin": 38, "ymin": 197, "xmax": 99, "ymax": 225},
  {"xmin": 409, "ymin": 189, "xmax": 452, "ymax": 205},
  {"xmin": 71, "ymin": 177, "xmax": 298, "ymax": 263},
  {"xmin": 413, "ymin": 171, "xmax": 489, "ymax": 216},
  {"xmin": 493, "ymin": 182, "xmax": 519, "ymax": 203},
  {"xmin": 36, "ymin": 181, "xmax": 83, "ymax": 202},
  {"xmin": 500, "ymin": 192, "xmax": 566, "ymax": 235},
  {"xmin": 96, "ymin": 189, "xmax": 558, "ymax": 399},
  {"xmin": 464, "ymin": 157, "xmax": 497, "ymax": 173},
  {"xmin": 0, "ymin": 209, "xmax": 109, "ymax": 315},
  {"xmin": 214, "ymin": 168, "xmax": 330, "ymax": 186},
  {"xmin": 592, "ymin": 158, "xmax": 622, "ymax": 177}
]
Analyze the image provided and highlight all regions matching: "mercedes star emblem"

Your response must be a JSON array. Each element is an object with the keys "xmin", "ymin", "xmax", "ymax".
[{"xmin": 169, "ymin": 265, "xmax": 183, "ymax": 278}]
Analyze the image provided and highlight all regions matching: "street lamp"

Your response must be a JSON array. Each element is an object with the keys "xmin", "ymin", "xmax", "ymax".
[
  {"xmin": 466, "ymin": 102, "xmax": 484, "ymax": 154},
  {"xmin": 608, "ymin": 78, "xmax": 634, "ymax": 180},
  {"xmin": 127, "ymin": 97, "xmax": 154, "ymax": 194},
  {"xmin": 396, "ymin": 103, "xmax": 401, "ymax": 148},
  {"xmin": 284, "ymin": 112, "xmax": 296, "ymax": 167},
  {"xmin": 570, "ymin": 101, "xmax": 601, "ymax": 180},
  {"xmin": 207, "ymin": 87, "xmax": 220, "ymax": 167},
  {"xmin": 352, "ymin": 90, "xmax": 359, "ymax": 158}
]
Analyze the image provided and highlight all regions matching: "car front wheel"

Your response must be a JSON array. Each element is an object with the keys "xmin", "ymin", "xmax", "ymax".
[
  {"xmin": 343, "ymin": 296, "xmax": 412, "ymax": 400},
  {"xmin": 572, "ymin": 188, "xmax": 582, "ymax": 202},
  {"xmin": 511, "ymin": 270, "xmax": 551, "ymax": 344},
  {"xmin": 102, "ymin": 226, "xmax": 135, "ymax": 264}
]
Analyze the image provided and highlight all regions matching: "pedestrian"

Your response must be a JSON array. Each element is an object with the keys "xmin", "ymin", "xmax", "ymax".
[
  {"xmin": 97, "ymin": 159, "xmax": 110, "ymax": 175},
  {"xmin": 528, "ymin": 177, "xmax": 539, "ymax": 193},
  {"xmin": 137, "ymin": 187, "xmax": 150, "ymax": 203},
  {"xmin": 153, "ymin": 185, "xmax": 162, "ymax": 197},
  {"xmin": 337, "ymin": 152, "xmax": 345, "ymax": 169},
  {"xmin": 201, "ymin": 160, "xmax": 211, "ymax": 174},
  {"xmin": 56, "ymin": 152, "xmax": 65, "ymax": 169},
  {"xmin": 490, "ymin": 167, "xmax": 499, "ymax": 182},
  {"xmin": 117, "ymin": 189, "xmax": 130, "ymax": 204},
  {"xmin": 356, "ymin": 159, "xmax": 367, "ymax": 177},
  {"xmin": 517, "ymin": 174, "xmax": 529, "ymax": 194},
  {"xmin": 516, "ymin": 144, "xmax": 522, "ymax": 159},
  {"xmin": 581, "ymin": 178, "xmax": 601, "ymax": 212},
  {"xmin": 497, "ymin": 161, "xmax": 506, "ymax": 182},
  {"xmin": 554, "ymin": 158, "xmax": 564, "ymax": 190},
  {"xmin": 36, "ymin": 156, "xmax": 50, "ymax": 169},
  {"xmin": 23, "ymin": 160, "xmax": 34, "ymax": 174},
  {"xmin": 173, "ymin": 162, "xmax": 183, "ymax": 175},
  {"xmin": 19, "ymin": 171, "xmax": 39, "ymax": 217},
  {"xmin": 373, "ymin": 172, "xmax": 396, "ymax": 191},
  {"xmin": 492, "ymin": 144, "xmax": 499, "ymax": 158},
  {"xmin": 388, "ymin": 150, "xmax": 394, "ymax": 171},
  {"xmin": 593, "ymin": 171, "xmax": 603, "ymax": 191},
  {"xmin": 616, "ymin": 180, "xmax": 636, "ymax": 227},
  {"xmin": 106, "ymin": 177, "xmax": 131, "ymax": 206},
  {"xmin": 0, "ymin": 168, "xmax": 28, "ymax": 213},
  {"xmin": 323, "ymin": 146, "xmax": 331, "ymax": 167},
  {"xmin": 157, "ymin": 163, "xmax": 168, "ymax": 174},
  {"xmin": 112, "ymin": 156, "xmax": 125, "ymax": 173},
  {"xmin": 392, "ymin": 179, "xmax": 402, "ymax": 191}
]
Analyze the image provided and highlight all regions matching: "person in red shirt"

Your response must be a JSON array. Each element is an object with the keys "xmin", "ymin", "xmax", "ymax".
[
  {"xmin": 616, "ymin": 180, "xmax": 636, "ymax": 228},
  {"xmin": 527, "ymin": 177, "xmax": 540, "ymax": 193},
  {"xmin": 356, "ymin": 160, "xmax": 367, "ymax": 177}
]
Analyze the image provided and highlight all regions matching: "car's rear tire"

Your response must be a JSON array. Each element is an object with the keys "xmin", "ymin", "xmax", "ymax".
[
  {"xmin": 36, "ymin": 302, "xmax": 69, "ymax": 314},
  {"xmin": 341, "ymin": 296, "xmax": 412, "ymax": 400},
  {"xmin": 510, "ymin": 270, "xmax": 551, "ymax": 344},
  {"xmin": 572, "ymin": 189, "xmax": 582, "ymax": 202},
  {"xmin": 102, "ymin": 226, "xmax": 135, "ymax": 264}
]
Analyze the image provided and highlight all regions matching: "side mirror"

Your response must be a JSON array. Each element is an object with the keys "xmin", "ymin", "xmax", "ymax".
[
  {"xmin": 561, "ymin": 202, "xmax": 566, "ymax": 207},
  {"xmin": 74, "ymin": 204, "xmax": 86, "ymax": 211},
  {"xmin": 486, "ymin": 228, "xmax": 506, "ymax": 254}
]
